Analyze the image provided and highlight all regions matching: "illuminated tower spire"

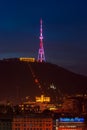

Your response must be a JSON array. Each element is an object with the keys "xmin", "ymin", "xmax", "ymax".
[{"xmin": 38, "ymin": 19, "xmax": 45, "ymax": 62}]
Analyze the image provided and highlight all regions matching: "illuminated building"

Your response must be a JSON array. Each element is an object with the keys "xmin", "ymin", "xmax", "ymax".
[
  {"xmin": 35, "ymin": 95, "xmax": 58, "ymax": 111},
  {"xmin": 35, "ymin": 95, "xmax": 50, "ymax": 111},
  {"xmin": 19, "ymin": 57, "xmax": 35, "ymax": 62},
  {"xmin": 19, "ymin": 102, "xmax": 40, "ymax": 113},
  {"xmin": 36, "ymin": 95, "xmax": 50, "ymax": 103},
  {"xmin": 38, "ymin": 19, "xmax": 45, "ymax": 62},
  {"xmin": 55, "ymin": 117, "xmax": 86, "ymax": 130},
  {"xmin": 12, "ymin": 114, "xmax": 53, "ymax": 130}
]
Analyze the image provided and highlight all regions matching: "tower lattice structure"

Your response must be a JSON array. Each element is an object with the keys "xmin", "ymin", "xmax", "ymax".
[{"xmin": 38, "ymin": 19, "xmax": 45, "ymax": 62}]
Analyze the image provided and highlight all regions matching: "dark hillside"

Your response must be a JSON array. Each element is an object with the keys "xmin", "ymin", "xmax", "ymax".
[{"xmin": 0, "ymin": 59, "xmax": 87, "ymax": 104}]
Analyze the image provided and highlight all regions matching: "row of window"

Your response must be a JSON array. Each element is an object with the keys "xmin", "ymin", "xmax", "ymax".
[
  {"xmin": 14, "ymin": 123, "xmax": 51, "ymax": 126},
  {"xmin": 15, "ymin": 128, "xmax": 50, "ymax": 130},
  {"xmin": 13, "ymin": 119, "xmax": 52, "ymax": 122}
]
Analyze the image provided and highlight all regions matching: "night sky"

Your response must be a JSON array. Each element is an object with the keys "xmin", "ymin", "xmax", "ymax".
[{"xmin": 0, "ymin": 0, "xmax": 87, "ymax": 76}]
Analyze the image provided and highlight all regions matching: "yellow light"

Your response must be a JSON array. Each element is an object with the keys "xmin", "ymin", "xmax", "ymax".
[
  {"xmin": 36, "ymin": 95, "xmax": 50, "ymax": 103},
  {"xmin": 19, "ymin": 57, "xmax": 35, "ymax": 62}
]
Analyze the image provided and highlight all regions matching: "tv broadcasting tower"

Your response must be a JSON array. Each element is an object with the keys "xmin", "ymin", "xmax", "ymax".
[{"xmin": 38, "ymin": 19, "xmax": 45, "ymax": 62}]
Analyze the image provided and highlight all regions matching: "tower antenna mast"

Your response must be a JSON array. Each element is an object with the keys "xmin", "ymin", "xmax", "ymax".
[{"xmin": 38, "ymin": 19, "xmax": 45, "ymax": 62}]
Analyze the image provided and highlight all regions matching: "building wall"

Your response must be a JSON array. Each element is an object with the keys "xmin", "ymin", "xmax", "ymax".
[{"xmin": 12, "ymin": 116, "xmax": 53, "ymax": 130}]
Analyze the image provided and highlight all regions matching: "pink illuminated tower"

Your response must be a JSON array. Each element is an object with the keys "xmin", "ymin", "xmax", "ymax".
[{"xmin": 38, "ymin": 19, "xmax": 45, "ymax": 62}]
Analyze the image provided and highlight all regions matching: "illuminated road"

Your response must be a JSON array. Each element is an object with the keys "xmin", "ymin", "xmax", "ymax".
[{"xmin": 28, "ymin": 63, "xmax": 44, "ymax": 95}]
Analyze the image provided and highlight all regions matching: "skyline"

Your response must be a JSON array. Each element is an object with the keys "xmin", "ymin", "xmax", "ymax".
[{"xmin": 0, "ymin": 0, "xmax": 87, "ymax": 76}]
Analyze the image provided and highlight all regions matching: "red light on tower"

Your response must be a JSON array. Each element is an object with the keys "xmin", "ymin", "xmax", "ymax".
[{"xmin": 38, "ymin": 19, "xmax": 45, "ymax": 62}]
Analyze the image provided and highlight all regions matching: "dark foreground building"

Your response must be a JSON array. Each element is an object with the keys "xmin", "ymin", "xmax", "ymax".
[{"xmin": 0, "ymin": 114, "xmax": 12, "ymax": 130}]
